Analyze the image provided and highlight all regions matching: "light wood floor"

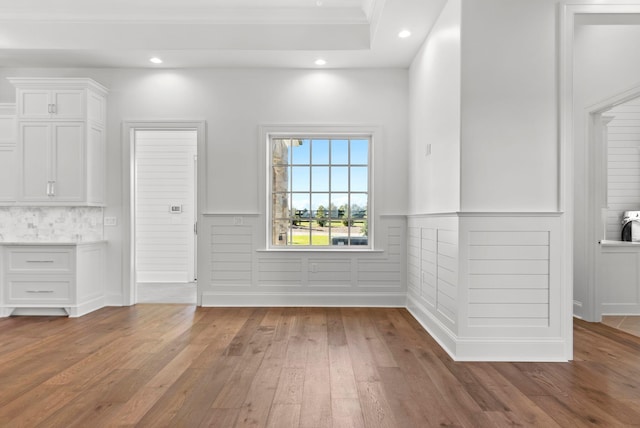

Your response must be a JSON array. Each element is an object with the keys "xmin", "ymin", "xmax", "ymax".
[{"xmin": 1, "ymin": 307, "xmax": 640, "ymax": 427}]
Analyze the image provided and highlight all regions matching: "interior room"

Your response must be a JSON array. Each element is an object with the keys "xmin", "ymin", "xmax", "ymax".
[{"xmin": 2, "ymin": 0, "xmax": 640, "ymax": 426}]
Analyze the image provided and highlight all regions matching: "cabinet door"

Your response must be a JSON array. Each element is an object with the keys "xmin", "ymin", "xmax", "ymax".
[
  {"xmin": 0, "ymin": 145, "xmax": 17, "ymax": 202},
  {"xmin": 20, "ymin": 123, "xmax": 51, "ymax": 201},
  {"xmin": 52, "ymin": 123, "xmax": 84, "ymax": 201},
  {"xmin": 18, "ymin": 90, "xmax": 51, "ymax": 119},
  {"xmin": 52, "ymin": 90, "xmax": 84, "ymax": 120}
]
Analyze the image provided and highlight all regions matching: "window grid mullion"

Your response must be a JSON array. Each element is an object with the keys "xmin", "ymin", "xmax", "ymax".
[
  {"xmin": 347, "ymin": 138, "xmax": 351, "ymax": 244},
  {"xmin": 270, "ymin": 135, "xmax": 368, "ymax": 248},
  {"xmin": 308, "ymin": 139, "xmax": 313, "ymax": 246},
  {"xmin": 328, "ymin": 138, "xmax": 332, "ymax": 246}
]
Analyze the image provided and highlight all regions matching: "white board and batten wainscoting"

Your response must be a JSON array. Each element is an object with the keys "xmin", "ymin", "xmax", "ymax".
[
  {"xmin": 407, "ymin": 213, "xmax": 565, "ymax": 362},
  {"xmin": 198, "ymin": 214, "xmax": 407, "ymax": 308}
]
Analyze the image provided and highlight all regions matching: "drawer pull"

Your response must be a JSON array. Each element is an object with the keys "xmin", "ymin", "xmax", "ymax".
[
  {"xmin": 26, "ymin": 260, "xmax": 55, "ymax": 263},
  {"xmin": 26, "ymin": 290, "xmax": 55, "ymax": 294}
]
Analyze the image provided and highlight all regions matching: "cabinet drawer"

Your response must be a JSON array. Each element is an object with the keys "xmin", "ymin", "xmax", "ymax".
[
  {"xmin": 6, "ymin": 278, "xmax": 72, "ymax": 303},
  {"xmin": 6, "ymin": 249, "xmax": 73, "ymax": 273}
]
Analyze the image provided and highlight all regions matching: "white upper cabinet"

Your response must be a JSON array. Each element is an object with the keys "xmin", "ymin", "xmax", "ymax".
[
  {"xmin": 0, "ymin": 104, "xmax": 17, "ymax": 203},
  {"xmin": 20, "ymin": 122, "xmax": 84, "ymax": 203},
  {"xmin": 7, "ymin": 78, "xmax": 108, "ymax": 206},
  {"xmin": 10, "ymin": 78, "xmax": 106, "ymax": 125},
  {"xmin": 18, "ymin": 89, "xmax": 84, "ymax": 120}
]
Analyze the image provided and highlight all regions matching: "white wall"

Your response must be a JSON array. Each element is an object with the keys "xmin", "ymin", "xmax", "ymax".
[
  {"xmin": 408, "ymin": 0, "xmax": 460, "ymax": 215},
  {"xmin": 459, "ymin": 0, "xmax": 558, "ymax": 212},
  {"xmin": 573, "ymin": 24, "xmax": 640, "ymax": 319},
  {"xmin": 0, "ymin": 67, "xmax": 409, "ymax": 305}
]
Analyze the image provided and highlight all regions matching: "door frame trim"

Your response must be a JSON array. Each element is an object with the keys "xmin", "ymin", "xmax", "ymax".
[{"xmin": 121, "ymin": 120, "xmax": 207, "ymax": 306}]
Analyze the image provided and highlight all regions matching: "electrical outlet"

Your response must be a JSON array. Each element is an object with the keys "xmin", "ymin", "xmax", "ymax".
[
  {"xmin": 233, "ymin": 217, "xmax": 243, "ymax": 225},
  {"xmin": 104, "ymin": 216, "xmax": 117, "ymax": 227}
]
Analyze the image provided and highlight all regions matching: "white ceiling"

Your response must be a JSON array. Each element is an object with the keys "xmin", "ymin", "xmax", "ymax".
[{"xmin": 0, "ymin": 0, "xmax": 446, "ymax": 69}]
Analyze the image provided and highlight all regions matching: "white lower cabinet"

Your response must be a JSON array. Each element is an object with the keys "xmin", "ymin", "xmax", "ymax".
[{"xmin": 0, "ymin": 243, "xmax": 105, "ymax": 317}]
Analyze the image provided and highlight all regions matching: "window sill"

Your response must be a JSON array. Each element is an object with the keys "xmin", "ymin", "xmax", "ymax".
[{"xmin": 257, "ymin": 248, "xmax": 384, "ymax": 253}]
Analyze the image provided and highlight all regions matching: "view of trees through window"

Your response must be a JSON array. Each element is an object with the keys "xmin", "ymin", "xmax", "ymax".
[{"xmin": 271, "ymin": 136, "xmax": 369, "ymax": 247}]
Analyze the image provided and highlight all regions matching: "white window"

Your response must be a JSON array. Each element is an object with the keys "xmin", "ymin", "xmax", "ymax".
[{"xmin": 269, "ymin": 135, "xmax": 370, "ymax": 248}]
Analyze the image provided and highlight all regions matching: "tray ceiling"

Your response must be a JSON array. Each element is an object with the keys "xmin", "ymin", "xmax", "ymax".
[{"xmin": 0, "ymin": 0, "xmax": 447, "ymax": 68}]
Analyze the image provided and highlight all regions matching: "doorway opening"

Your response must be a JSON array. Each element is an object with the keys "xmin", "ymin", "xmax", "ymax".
[
  {"xmin": 587, "ymin": 89, "xmax": 640, "ymax": 329},
  {"xmin": 123, "ymin": 121, "xmax": 205, "ymax": 306},
  {"xmin": 134, "ymin": 129, "xmax": 198, "ymax": 304}
]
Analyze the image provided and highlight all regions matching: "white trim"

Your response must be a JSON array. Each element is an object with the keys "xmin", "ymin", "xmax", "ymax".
[
  {"xmin": 201, "ymin": 291, "xmax": 406, "ymax": 307},
  {"xmin": 453, "ymin": 339, "xmax": 569, "ymax": 363},
  {"xmin": 202, "ymin": 212, "xmax": 261, "ymax": 217},
  {"xmin": 406, "ymin": 293, "xmax": 457, "ymax": 360},
  {"xmin": 66, "ymin": 295, "xmax": 105, "ymax": 318},
  {"xmin": 587, "ymin": 81, "xmax": 640, "ymax": 114},
  {"xmin": 408, "ymin": 212, "xmax": 563, "ymax": 219},
  {"xmin": 136, "ymin": 272, "xmax": 189, "ymax": 283},
  {"xmin": 5, "ymin": 307, "xmax": 68, "ymax": 317},
  {"xmin": 121, "ymin": 120, "xmax": 206, "ymax": 307},
  {"xmin": 6, "ymin": 77, "xmax": 108, "ymax": 96},
  {"xmin": 407, "ymin": 293, "xmax": 568, "ymax": 362},
  {"xmin": 105, "ymin": 293, "xmax": 123, "ymax": 307},
  {"xmin": 259, "ymin": 124, "xmax": 380, "ymax": 251},
  {"xmin": 0, "ymin": 103, "xmax": 16, "ymax": 116}
]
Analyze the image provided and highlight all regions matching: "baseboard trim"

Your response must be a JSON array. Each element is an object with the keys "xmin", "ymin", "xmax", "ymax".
[
  {"xmin": 406, "ymin": 294, "xmax": 568, "ymax": 362},
  {"xmin": 68, "ymin": 296, "xmax": 105, "ymax": 318},
  {"xmin": 406, "ymin": 293, "xmax": 458, "ymax": 360},
  {"xmin": 453, "ymin": 338, "xmax": 569, "ymax": 362},
  {"xmin": 137, "ymin": 272, "xmax": 188, "ymax": 283},
  {"xmin": 106, "ymin": 294, "xmax": 124, "ymax": 307},
  {"xmin": 201, "ymin": 291, "xmax": 406, "ymax": 307}
]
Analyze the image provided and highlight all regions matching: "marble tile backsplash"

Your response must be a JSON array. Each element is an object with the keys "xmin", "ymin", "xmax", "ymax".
[{"xmin": 0, "ymin": 207, "xmax": 103, "ymax": 242}]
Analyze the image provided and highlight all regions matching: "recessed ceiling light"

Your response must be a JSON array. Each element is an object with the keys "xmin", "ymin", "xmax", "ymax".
[
  {"xmin": 315, "ymin": 59, "xmax": 327, "ymax": 66},
  {"xmin": 149, "ymin": 57, "xmax": 163, "ymax": 64},
  {"xmin": 316, "ymin": 0, "xmax": 323, "ymax": 6},
  {"xmin": 398, "ymin": 30, "xmax": 412, "ymax": 39}
]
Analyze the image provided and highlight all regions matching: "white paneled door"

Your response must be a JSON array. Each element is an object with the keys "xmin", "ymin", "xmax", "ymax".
[{"xmin": 135, "ymin": 129, "xmax": 198, "ymax": 284}]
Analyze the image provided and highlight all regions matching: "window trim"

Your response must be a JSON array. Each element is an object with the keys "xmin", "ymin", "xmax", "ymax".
[{"xmin": 262, "ymin": 125, "xmax": 376, "ymax": 251}]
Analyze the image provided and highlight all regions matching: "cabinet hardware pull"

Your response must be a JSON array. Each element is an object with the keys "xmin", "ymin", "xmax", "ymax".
[
  {"xmin": 26, "ymin": 290, "xmax": 55, "ymax": 293},
  {"xmin": 51, "ymin": 103, "xmax": 57, "ymax": 114},
  {"xmin": 50, "ymin": 181, "xmax": 55, "ymax": 196},
  {"xmin": 26, "ymin": 260, "xmax": 55, "ymax": 263}
]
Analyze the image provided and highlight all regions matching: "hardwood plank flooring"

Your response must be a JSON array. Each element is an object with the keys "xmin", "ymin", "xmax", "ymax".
[{"xmin": 2, "ymin": 306, "xmax": 640, "ymax": 427}]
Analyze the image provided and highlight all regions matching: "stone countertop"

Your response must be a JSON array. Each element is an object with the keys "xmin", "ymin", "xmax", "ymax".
[
  {"xmin": 0, "ymin": 240, "xmax": 107, "ymax": 246},
  {"xmin": 600, "ymin": 240, "xmax": 640, "ymax": 247}
]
